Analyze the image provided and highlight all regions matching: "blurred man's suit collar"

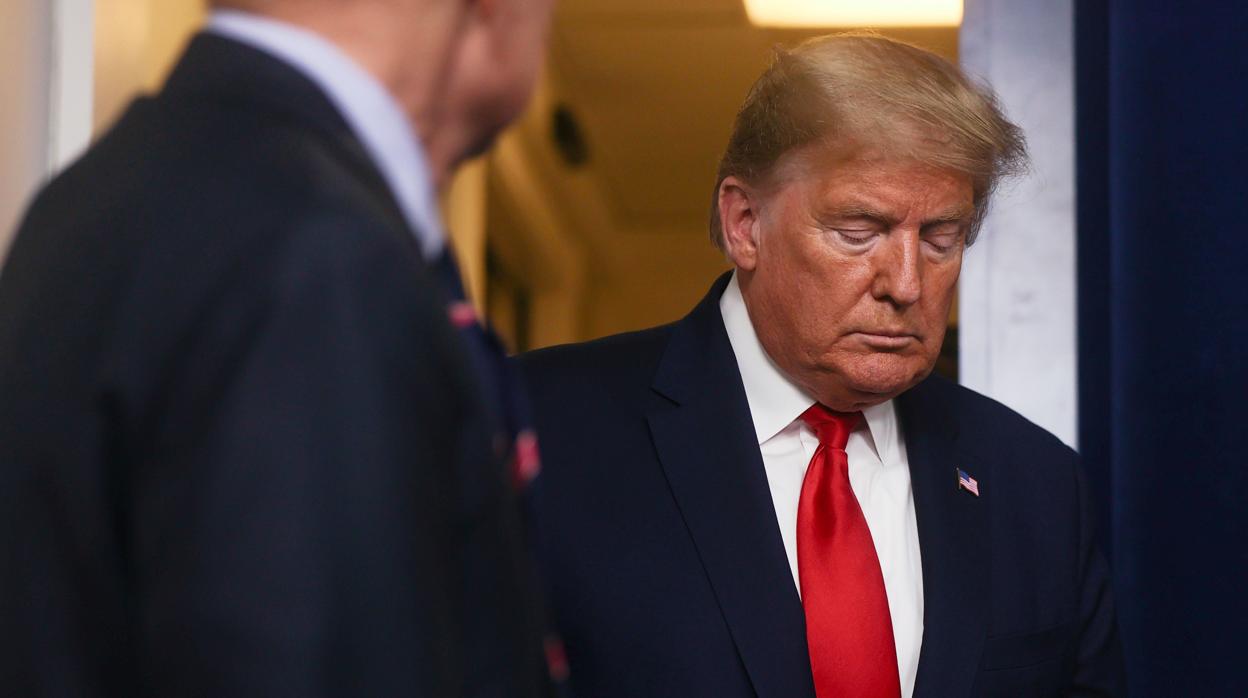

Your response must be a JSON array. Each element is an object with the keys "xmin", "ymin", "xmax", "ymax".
[{"xmin": 206, "ymin": 9, "xmax": 446, "ymax": 259}]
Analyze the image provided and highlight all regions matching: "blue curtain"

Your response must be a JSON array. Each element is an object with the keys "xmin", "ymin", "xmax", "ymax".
[{"xmin": 1076, "ymin": 1, "xmax": 1248, "ymax": 694}]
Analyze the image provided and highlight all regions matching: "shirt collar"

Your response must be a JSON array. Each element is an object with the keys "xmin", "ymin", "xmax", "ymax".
[
  {"xmin": 206, "ymin": 10, "xmax": 446, "ymax": 260},
  {"xmin": 719, "ymin": 272, "xmax": 901, "ymax": 459}
]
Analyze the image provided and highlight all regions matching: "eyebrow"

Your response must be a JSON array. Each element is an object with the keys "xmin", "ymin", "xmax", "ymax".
[
  {"xmin": 921, "ymin": 209, "xmax": 975, "ymax": 229},
  {"xmin": 824, "ymin": 205, "xmax": 896, "ymax": 225},
  {"xmin": 821, "ymin": 204, "xmax": 975, "ymax": 228}
]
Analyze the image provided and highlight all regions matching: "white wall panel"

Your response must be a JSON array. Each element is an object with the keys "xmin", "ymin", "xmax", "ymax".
[{"xmin": 959, "ymin": 0, "xmax": 1079, "ymax": 447}]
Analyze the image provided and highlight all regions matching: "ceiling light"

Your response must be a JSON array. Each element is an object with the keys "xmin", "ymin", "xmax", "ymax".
[{"xmin": 742, "ymin": 0, "xmax": 963, "ymax": 28}]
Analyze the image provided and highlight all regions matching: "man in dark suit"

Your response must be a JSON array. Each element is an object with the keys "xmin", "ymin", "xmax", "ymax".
[
  {"xmin": 0, "ymin": 0, "xmax": 555, "ymax": 695},
  {"xmin": 521, "ymin": 35, "xmax": 1124, "ymax": 697}
]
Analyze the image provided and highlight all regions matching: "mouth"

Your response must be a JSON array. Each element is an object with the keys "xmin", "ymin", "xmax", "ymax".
[{"xmin": 850, "ymin": 331, "xmax": 920, "ymax": 350}]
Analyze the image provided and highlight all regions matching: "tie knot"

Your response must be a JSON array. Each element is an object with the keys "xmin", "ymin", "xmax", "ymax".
[{"xmin": 799, "ymin": 404, "xmax": 861, "ymax": 450}]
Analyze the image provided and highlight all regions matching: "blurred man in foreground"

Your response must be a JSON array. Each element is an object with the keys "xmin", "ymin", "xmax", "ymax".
[
  {"xmin": 0, "ymin": 0, "xmax": 555, "ymax": 695},
  {"xmin": 521, "ymin": 34, "xmax": 1124, "ymax": 697}
]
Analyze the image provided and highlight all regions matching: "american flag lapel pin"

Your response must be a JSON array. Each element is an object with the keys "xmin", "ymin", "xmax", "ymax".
[{"xmin": 957, "ymin": 468, "xmax": 980, "ymax": 497}]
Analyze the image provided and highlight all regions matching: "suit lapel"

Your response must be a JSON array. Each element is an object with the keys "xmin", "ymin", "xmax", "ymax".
[
  {"xmin": 899, "ymin": 379, "xmax": 991, "ymax": 697},
  {"xmin": 647, "ymin": 274, "xmax": 816, "ymax": 698}
]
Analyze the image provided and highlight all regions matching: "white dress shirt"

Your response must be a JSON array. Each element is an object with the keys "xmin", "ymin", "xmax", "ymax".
[
  {"xmin": 207, "ymin": 10, "xmax": 446, "ymax": 260},
  {"xmin": 719, "ymin": 273, "xmax": 925, "ymax": 698}
]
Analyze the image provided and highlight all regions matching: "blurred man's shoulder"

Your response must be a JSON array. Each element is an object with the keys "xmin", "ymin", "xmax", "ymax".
[{"xmin": 39, "ymin": 91, "xmax": 419, "ymax": 283}]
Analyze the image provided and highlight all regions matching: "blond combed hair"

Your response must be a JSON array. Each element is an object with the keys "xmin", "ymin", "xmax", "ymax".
[{"xmin": 709, "ymin": 33, "xmax": 1027, "ymax": 250}]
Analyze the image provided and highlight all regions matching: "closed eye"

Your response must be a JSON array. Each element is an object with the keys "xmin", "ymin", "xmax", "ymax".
[
  {"xmin": 921, "ymin": 224, "xmax": 966, "ymax": 253},
  {"xmin": 923, "ymin": 235, "xmax": 960, "ymax": 253},
  {"xmin": 835, "ymin": 229, "xmax": 877, "ymax": 246}
]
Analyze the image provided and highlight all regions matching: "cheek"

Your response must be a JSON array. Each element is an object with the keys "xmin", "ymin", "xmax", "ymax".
[
  {"xmin": 761, "ymin": 228, "xmax": 831, "ymax": 291},
  {"xmin": 749, "ymin": 265, "xmax": 822, "ymax": 358},
  {"xmin": 771, "ymin": 255, "xmax": 871, "ymax": 340},
  {"xmin": 923, "ymin": 268, "xmax": 961, "ymax": 324},
  {"xmin": 802, "ymin": 286, "xmax": 854, "ymax": 333},
  {"xmin": 915, "ymin": 272, "xmax": 959, "ymax": 354}
]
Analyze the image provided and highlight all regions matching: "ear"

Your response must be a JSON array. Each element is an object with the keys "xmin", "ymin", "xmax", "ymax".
[{"xmin": 718, "ymin": 176, "xmax": 763, "ymax": 272}]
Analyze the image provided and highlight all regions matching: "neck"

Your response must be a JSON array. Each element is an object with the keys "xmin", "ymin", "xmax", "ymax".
[
  {"xmin": 249, "ymin": 2, "xmax": 468, "ymax": 191},
  {"xmin": 423, "ymin": 120, "xmax": 477, "ymax": 194}
]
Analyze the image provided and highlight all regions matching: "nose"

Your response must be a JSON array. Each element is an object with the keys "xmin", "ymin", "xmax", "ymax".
[{"xmin": 871, "ymin": 230, "xmax": 922, "ymax": 307}]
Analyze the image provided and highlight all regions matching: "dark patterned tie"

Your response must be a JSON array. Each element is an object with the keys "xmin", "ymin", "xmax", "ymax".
[
  {"xmin": 429, "ymin": 247, "xmax": 540, "ymax": 489},
  {"xmin": 428, "ymin": 247, "xmax": 570, "ymax": 694}
]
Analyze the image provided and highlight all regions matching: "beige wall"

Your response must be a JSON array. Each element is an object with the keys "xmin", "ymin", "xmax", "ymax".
[
  {"xmin": 583, "ymin": 235, "xmax": 728, "ymax": 341},
  {"xmin": 94, "ymin": 0, "xmax": 205, "ymax": 134},
  {"xmin": 441, "ymin": 160, "xmax": 491, "ymax": 314},
  {"xmin": 481, "ymin": 10, "xmax": 961, "ymax": 353},
  {"xmin": 482, "ymin": 57, "xmax": 731, "ymax": 352}
]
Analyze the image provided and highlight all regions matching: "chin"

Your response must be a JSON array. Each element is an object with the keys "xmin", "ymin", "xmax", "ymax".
[
  {"xmin": 835, "ymin": 357, "xmax": 934, "ymax": 403},
  {"xmin": 462, "ymin": 130, "xmax": 499, "ymax": 161}
]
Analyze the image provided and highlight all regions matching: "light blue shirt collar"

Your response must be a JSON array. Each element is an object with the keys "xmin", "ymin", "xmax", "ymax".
[{"xmin": 207, "ymin": 10, "xmax": 446, "ymax": 260}]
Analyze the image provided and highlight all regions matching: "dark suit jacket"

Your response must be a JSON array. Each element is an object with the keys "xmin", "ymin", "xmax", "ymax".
[
  {"xmin": 519, "ymin": 273, "xmax": 1125, "ymax": 697},
  {"xmin": 0, "ymin": 34, "xmax": 544, "ymax": 697}
]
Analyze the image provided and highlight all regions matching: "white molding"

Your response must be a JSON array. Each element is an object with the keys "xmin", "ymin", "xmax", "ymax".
[{"xmin": 48, "ymin": 0, "xmax": 96, "ymax": 172}]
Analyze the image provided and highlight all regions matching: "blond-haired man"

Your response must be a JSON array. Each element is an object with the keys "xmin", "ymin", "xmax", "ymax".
[
  {"xmin": 520, "ymin": 35, "xmax": 1124, "ymax": 697},
  {"xmin": 0, "ymin": 0, "xmax": 556, "ymax": 695}
]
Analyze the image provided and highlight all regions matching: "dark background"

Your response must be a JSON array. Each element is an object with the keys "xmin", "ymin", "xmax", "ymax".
[{"xmin": 1077, "ymin": 0, "xmax": 1248, "ymax": 693}]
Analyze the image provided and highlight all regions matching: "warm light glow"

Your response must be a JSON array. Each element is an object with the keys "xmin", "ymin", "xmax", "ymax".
[{"xmin": 743, "ymin": 0, "xmax": 963, "ymax": 27}]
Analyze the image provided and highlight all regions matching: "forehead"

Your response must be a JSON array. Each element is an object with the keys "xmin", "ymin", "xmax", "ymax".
[{"xmin": 775, "ymin": 144, "xmax": 975, "ymax": 218}]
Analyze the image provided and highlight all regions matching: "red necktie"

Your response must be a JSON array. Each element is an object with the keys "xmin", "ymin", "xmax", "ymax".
[{"xmin": 797, "ymin": 405, "xmax": 901, "ymax": 698}]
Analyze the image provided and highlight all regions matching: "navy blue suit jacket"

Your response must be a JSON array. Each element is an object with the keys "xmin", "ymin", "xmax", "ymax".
[
  {"xmin": 520, "ymin": 273, "xmax": 1124, "ymax": 697},
  {"xmin": 0, "ymin": 34, "xmax": 545, "ymax": 697}
]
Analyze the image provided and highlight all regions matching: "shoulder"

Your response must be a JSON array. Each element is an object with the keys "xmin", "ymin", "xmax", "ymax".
[
  {"xmin": 519, "ymin": 324, "xmax": 675, "ymax": 409},
  {"xmin": 907, "ymin": 374, "xmax": 1081, "ymax": 501},
  {"xmin": 8, "ymin": 95, "xmax": 427, "ymax": 333},
  {"xmin": 45, "ymin": 100, "xmax": 442, "ymax": 384},
  {"xmin": 92, "ymin": 92, "xmax": 421, "ymax": 296},
  {"xmin": 521, "ymin": 324, "xmax": 673, "ymax": 372},
  {"xmin": 115, "ymin": 114, "xmax": 426, "ymax": 332},
  {"xmin": 908, "ymin": 373, "xmax": 1076, "ymax": 461},
  {"xmin": 907, "ymin": 375, "xmax": 1085, "ymax": 526},
  {"xmin": 34, "ymin": 93, "xmax": 409, "ymax": 269}
]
